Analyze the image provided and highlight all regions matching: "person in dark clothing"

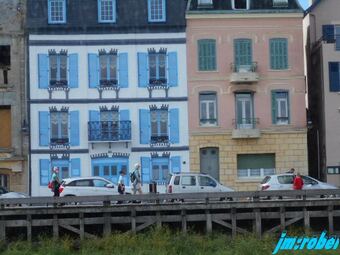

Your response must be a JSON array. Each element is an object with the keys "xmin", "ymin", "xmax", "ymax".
[
  {"xmin": 117, "ymin": 169, "xmax": 126, "ymax": 204},
  {"xmin": 51, "ymin": 167, "xmax": 61, "ymax": 197}
]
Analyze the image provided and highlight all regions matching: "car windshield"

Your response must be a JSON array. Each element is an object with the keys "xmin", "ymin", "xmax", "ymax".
[{"xmin": 261, "ymin": 176, "xmax": 271, "ymax": 184}]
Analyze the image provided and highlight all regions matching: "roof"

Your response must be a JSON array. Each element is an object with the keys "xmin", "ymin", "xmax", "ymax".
[{"xmin": 187, "ymin": 0, "xmax": 303, "ymax": 13}]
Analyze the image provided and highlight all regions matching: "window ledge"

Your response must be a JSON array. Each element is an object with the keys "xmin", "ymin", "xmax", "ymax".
[
  {"xmin": 196, "ymin": 70, "xmax": 219, "ymax": 73},
  {"xmin": 267, "ymin": 68, "xmax": 291, "ymax": 72}
]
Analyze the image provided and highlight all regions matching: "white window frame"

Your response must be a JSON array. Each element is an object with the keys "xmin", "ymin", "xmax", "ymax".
[
  {"xmin": 48, "ymin": 0, "xmax": 66, "ymax": 24},
  {"xmin": 199, "ymin": 93, "xmax": 217, "ymax": 126},
  {"xmin": 237, "ymin": 168, "xmax": 276, "ymax": 179},
  {"xmin": 276, "ymin": 97, "xmax": 288, "ymax": 125},
  {"xmin": 232, "ymin": 0, "xmax": 250, "ymax": 10}
]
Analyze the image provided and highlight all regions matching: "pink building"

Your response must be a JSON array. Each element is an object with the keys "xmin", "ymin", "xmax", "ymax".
[{"xmin": 187, "ymin": 0, "xmax": 308, "ymax": 191}]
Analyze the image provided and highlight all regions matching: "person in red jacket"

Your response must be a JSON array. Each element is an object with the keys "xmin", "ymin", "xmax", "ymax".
[{"xmin": 293, "ymin": 172, "xmax": 304, "ymax": 190}]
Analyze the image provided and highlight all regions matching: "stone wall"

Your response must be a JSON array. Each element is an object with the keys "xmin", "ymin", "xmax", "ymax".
[{"xmin": 190, "ymin": 130, "xmax": 308, "ymax": 191}]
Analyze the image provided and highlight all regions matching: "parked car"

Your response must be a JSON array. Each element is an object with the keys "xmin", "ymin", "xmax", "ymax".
[
  {"xmin": 0, "ymin": 186, "xmax": 29, "ymax": 199},
  {"xmin": 60, "ymin": 177, "xmax": 131, "ymax": 197},
  {"xmin": 259, "ymin": 174, "xmax": 338, "ymax": 191},
  {"xmin": 166, "ymin": 173, "xmax": 234, "ymax": 194}
]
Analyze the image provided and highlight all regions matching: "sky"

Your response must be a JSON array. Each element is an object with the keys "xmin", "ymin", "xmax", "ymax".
[{"xmin": 298, "ymin": 0, "xmax": 311, "ymax": 9}]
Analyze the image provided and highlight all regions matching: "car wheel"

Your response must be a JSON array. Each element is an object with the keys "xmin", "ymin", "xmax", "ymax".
[{"xmin": 64, "ymin": 195, "xmax": 78, "ymax": 205}]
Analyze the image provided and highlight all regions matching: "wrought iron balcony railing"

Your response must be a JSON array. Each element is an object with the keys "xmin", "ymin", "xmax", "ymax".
[
  {"xmin": 88, "ymin": 121, "xmax": 131, "ymax": 142},
  {"xmin": 231, "ymin": 62, "xmax": 258, "ymax": 73},
  {"xmin": 233, "ymin": 118, "xmax": 259, "ymax": 129}
]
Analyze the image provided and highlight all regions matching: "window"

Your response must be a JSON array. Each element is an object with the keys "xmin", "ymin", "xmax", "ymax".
[
  {"xmin": 0, "ymin": 106, "xmax": 11, "ymax": 148},
  {"xmin": 49, "ymin": 50, "xmax": 67, "ymax": 87},
  {"xmin": 151, "ymin": 109, "xmax": 168, "ymax": 143},
  {"xmin": 232, "ymin": 0, "xmax": 249, "ymax": 10},
  {"xmin": 278, "ymin": 175, "xmax": 294, "ymax": 184},
  {"xmin": 273, "ymin": 0, "xmax": 288, "ymax": 8},
  {"xmin": 48, "ymin": 0, "xmax": 66, "ymax": 24},
  {"xmin": 270, "ymin": 38, "xmax": 288, "ymax": 70},
  {"xmin": 199, "ymin": 176, "xmax": 216, "ymax": 187},
  {"xmin": 151, "ymin": 158, "xmax": 169, "ymax": 184},
  {"xmin": 198, "ymin": 39, "xmax": 216, "ymax": 71},
  {"xmin": 301, "ymin": 176, "xmax": 317, "ymax": 185},
  {"xmin": 237, "ymin": 154, "xmax": 276, "ymax": 178},
  {"xmin": 98, "ymin": 0, "xmax": 116, "ymax": 23},
  {"xmin": 329, "ymin": 62, "xmax": 340, "ymax": 92},
  {"xmin": 92, "ymin": 158, "xmax": 128, "ymax": 184},
  {"xmin": 235, "ymin": 93, "xmax": 254, "ymax": 129},
  {"xmin": 199, "ymin": 92, "xmax": 217, "ymax": 126},
  {"xmin": 174, "ymin": 176, "xmax": 180, "ymax": 185},
  {"xmin": 51, "ymin": 160, "xmax": 69, "ymax": 179},
  {"xmin": 93, "ymin": 179, "xmax": 109, "ymax": 187},
  {"xmin": 198, "ymin": 0, "xmax": 212, "ymax": 6},
  {"xmin": 327, "ymin": 167, "xmax": 340, "ymax": 174},
  {"xmin": 336, "ymin": 26, "xmax": 340, "ymax": 51},
  {"xmin": 0, "ymin": 45, "xmax": 10, "ymax": 85},
  {"xmin": 0, "ymin": 174, "xmax": 9, "ymax": 189},
  {"xmin": 272, "ymin": 91, "xmax": 289, "ymax": 125},
  {"xmin": 99, "ymin": 50, "xmax": 118, "ymax": 86},
  {"xmin": 75, "ymin": 180, "xmax": 93, "ymax": 187},
  {"xmin": 148, "ymin": 0, "xmax": 166, "ymax": 22},
  {"xmin": 148, "ymin": 49, "xmax": 167, "ymax": 85},
  {"xmin": 181, "ymin": 176, "xmax": 196, "ymax": 186},
  {"xmin": 50, "ymin": 110, "xmax": 69, "ymax": 144},
  {"xmin": 100, "ymin": 109, "xmax": 119, "ymax": 140},
  {"xmin": 234, "ymin": 39, "xmax": 252, "ymax": 72}
]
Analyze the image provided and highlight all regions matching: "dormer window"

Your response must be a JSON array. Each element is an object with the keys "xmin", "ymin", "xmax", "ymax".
[
  {"xmin": 232, "ymin": 0, "xmax": 249, "ymax": 10},
  {"xmin": 273, "ymin": 0, "xmax": 288, "ymax": 8}
]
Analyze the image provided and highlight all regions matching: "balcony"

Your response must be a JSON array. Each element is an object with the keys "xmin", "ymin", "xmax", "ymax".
[
  {"xmin": 150, "ymin": 134, "xmax": 169, "ymax": 145},
  {"xmin": 88, "ymin": 121, "xmax": 131, "ymax": 142},
  {"xmin": 232, "ymin": 118, "xmax": 260, "ymax": 139},
  {"xmin": 230, "ymin": 62, "xmax": 259, "ymax": 84}
]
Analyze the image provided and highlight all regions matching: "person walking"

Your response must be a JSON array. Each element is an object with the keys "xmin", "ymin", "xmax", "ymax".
[
  {"xmin": 117, "ymin": 169, "xmax": 126, "ymax": 204},
  {"xmin": 51, "ymin": 166, "xmax": 61, "ymax": 197},
  {"xmin": 293, "ymin": 172, "xmax": 304, "ymax": 190},
  {"xmin": 131, "ymin": 163, "xmax": 142, "ymax": 195}
]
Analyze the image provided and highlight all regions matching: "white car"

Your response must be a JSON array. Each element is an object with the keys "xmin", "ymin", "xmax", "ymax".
[
  {"xmin": 166, "ymin": 173, "xmax": 234, "ymax": 194},
  {"xmin": 60, "ymin": 176, "xmax": 131, "ymax": 197},
  {"xmin": 259, "ymin": 174, "xmax": 338, "ymax": 191},
  {"xmin": 0, "ymin": 186, "xmax": 29, "ymax": 199}
]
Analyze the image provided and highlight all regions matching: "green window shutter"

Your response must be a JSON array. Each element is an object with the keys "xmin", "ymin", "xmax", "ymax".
[
  {"xmin": 234, "ymin": 39, "xmax": 252, "ymax": 70},
  {"xmin": 237, "ymin": 154, "xmax": 275, "ymax": 169},
  {"xmin": 271, "ymin": 91, "xmax": 277, "ymax": 124},
  {"xmin": 270, "ymin": 38, "xmax": 288, "ymax": 70},
  {"xmin": 198, "ymin": 39, "xmax": 216, "ymax": 71}
]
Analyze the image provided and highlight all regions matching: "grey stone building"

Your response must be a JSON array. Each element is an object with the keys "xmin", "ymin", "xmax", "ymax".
[{"xmin": 0, "ymin": 0, "xmax": 28, "ymax": 192}]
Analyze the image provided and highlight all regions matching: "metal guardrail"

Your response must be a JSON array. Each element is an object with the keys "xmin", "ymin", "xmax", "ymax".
[{"xmin": 1, "ymin": 189, "xmax": 339, "ymax": 207}]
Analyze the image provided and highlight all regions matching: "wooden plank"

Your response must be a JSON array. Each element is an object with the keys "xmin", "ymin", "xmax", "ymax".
[
  {"xmin": 131, "ymin": 208, "xmax": 136, "ymax": 234},
  {"xmin": 254, "ymin": 209, "xmax": 261, "ymax": 238},
  {"xmin": 328, "ymin": 205, "xmax": 334, "ymax": 233},
  {"xmin": 156, "ymin": 211, "xmax": 161, "ymax": 228},
  {"xmin": 103, "ymin": 212, "xmax": 111, "ymax": 237},
  {"xmin": 79, "ymin": 213, "xmax": 84, "ymax": 240},
  {"xmin": 266, "ymin": 217, "xmax": 303, "ymax": 234},
  {"xmin": 0, "ymin": 218, "xmax": 5, "ymax": 241},
  {"xmin": 280, "ymin": 207, "xmax": 285, "ymax": 232},
  {"xmin": 231, "ymin": 208, "xmax": 236, "ymax": 238},
  {"xmin": 212, "ymin": 219, "xmax": 249, "ymax": 234},
  {"xmin": 304, "ymin": 208, "xmax": 310, "ymax": 230},
  {"xmin": 59, "ymin": 224, "xmax": 96, "ymax": 239},
  {"xmin": 53, "ymin": 215, "xmax": 58, "ymax": 240},
  {"xmin": 135, "ymin": 220, "xmax": 156, "ymax": 232},
  {"xmin": 181, "ymin": 210, "xmax": 187, "ymax": 234},
  {"xmin": 206, "ymin": 209, "xmax": 212, "ymax": 234},
  {"xmin": 27, "ymin": 214, "xmax": 32, "ymax": 242}
]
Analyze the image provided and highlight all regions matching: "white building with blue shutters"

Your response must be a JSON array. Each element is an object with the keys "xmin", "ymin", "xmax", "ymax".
[{"xmin": 27, "ymin": 0, "xmax": 189, "ymax": 196}]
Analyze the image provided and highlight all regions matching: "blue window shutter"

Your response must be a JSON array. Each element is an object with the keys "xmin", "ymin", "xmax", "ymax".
[
  {"xmin": 40, "ymin": 159, "xmax": 50, "ymax": 186},
  {"xmin": 139, "ymin": 109, "xmax": 150, "ymax": 144},
  {"xmin": 89, "ymin": 110, "xmax": 100, "ymax": 121},
  {"xmin": 271, "ymin": 92, "xmax": 277, "ymax": 124},
  {"xmin": 171, "ymin": 156, "xmax": 181, "ymax": 173},
  {"xmin": 329, "ymin": 62, "xmax": 340, "ymax": 92},
  {"xmin": 118, "ymin": 53, "xmax": 128, "ymax": 88},
  {"xmin": 138, "ymin": 53, "xmax": 148, "ymax": 87},
  {"xmin": 68, "ymin": 53, "xmax": 78, "ymax": 88},
  {"xmin": 141, "ymin": 157, "xmax": 151, "ymax": 184},
  {"xmin": 169, "ymin": 108, "xmax": 179, "ymax": 144},
  {"xmin": 88, "ymin": 53, "xmax": 99, "ymax": 88},
  {"xmin": 323, "ymin": 25, "xmax": 335, "ymax": 43},
  {"xmin": 168, "ymin": 52, "xmax": 178, "ymax": 87},
  {"xmin": 71, "ymin": 158, "xmax": 81, "ymax": 177},
  {"xmin": 119, "ymin": 109, "xmax": 129, "ymax": 121},
  {"xmin": 39, "ymin": 111, "xmax": 49, "ymax": 146},
  {"xmin": 70, "ymin": 111, "xmax": 80, "ymax": 146},
  {"xmin": 38, "ymin": 54, "xmax": 49, "ymax": 89},
  {"xmin": 162, "ymin": 0, "xmax": 166, "ymax": 21}
]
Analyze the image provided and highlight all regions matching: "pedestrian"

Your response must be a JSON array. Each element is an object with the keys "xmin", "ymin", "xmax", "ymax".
[
  {"xmin": 51, "ymin": 166, "xmax": 61, "ymax": 197},
  {"xmin": 286, "ymin": 168, "xmax": 295, "ymax": 174},
  {"xmin": 131, "ymin": 163, "xmax": 142, "ymax": 195},
  {"xmin": 293, "ymin": 172, "xmax": 304, "ymax": 190},
  {"xmin": 117, "ymin": 169, "xmax": 126, "ymax": 204}
]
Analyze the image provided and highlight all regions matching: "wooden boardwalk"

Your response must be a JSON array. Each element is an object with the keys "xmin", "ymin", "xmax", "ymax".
[{"xmin": 0, "ymin": 189, "xmax": 339, "ymax": 241}]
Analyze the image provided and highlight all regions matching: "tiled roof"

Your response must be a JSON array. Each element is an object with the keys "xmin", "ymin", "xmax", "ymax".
[{"xmin": 188, "ymin": 0, "xmax": 303, "ymax": 12}]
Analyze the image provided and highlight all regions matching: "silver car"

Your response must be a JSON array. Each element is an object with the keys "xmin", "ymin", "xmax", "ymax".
[
  {"xmin": 259, "ymin": 174, "xmax": 338, "ymax": 191},
  {"xmin": 0, "ymin": 186, "xmax": 29, "ymax": 199}
]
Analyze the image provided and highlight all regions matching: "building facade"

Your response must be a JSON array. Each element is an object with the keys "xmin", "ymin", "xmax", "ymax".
[
  {"xmin": 187, "ymin": 0, "xmax": 308, "ymax": 191},
  {"xmin": 0, "ymin": 0, "xmax": 28, "ymax": 192},
  {"xmin": 305, "ymin": 0, "xmax": 340, "ymax": 187},
  {"xmin": 27, "ymin": 0, "xmax": 189, "ymax": 196}
]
